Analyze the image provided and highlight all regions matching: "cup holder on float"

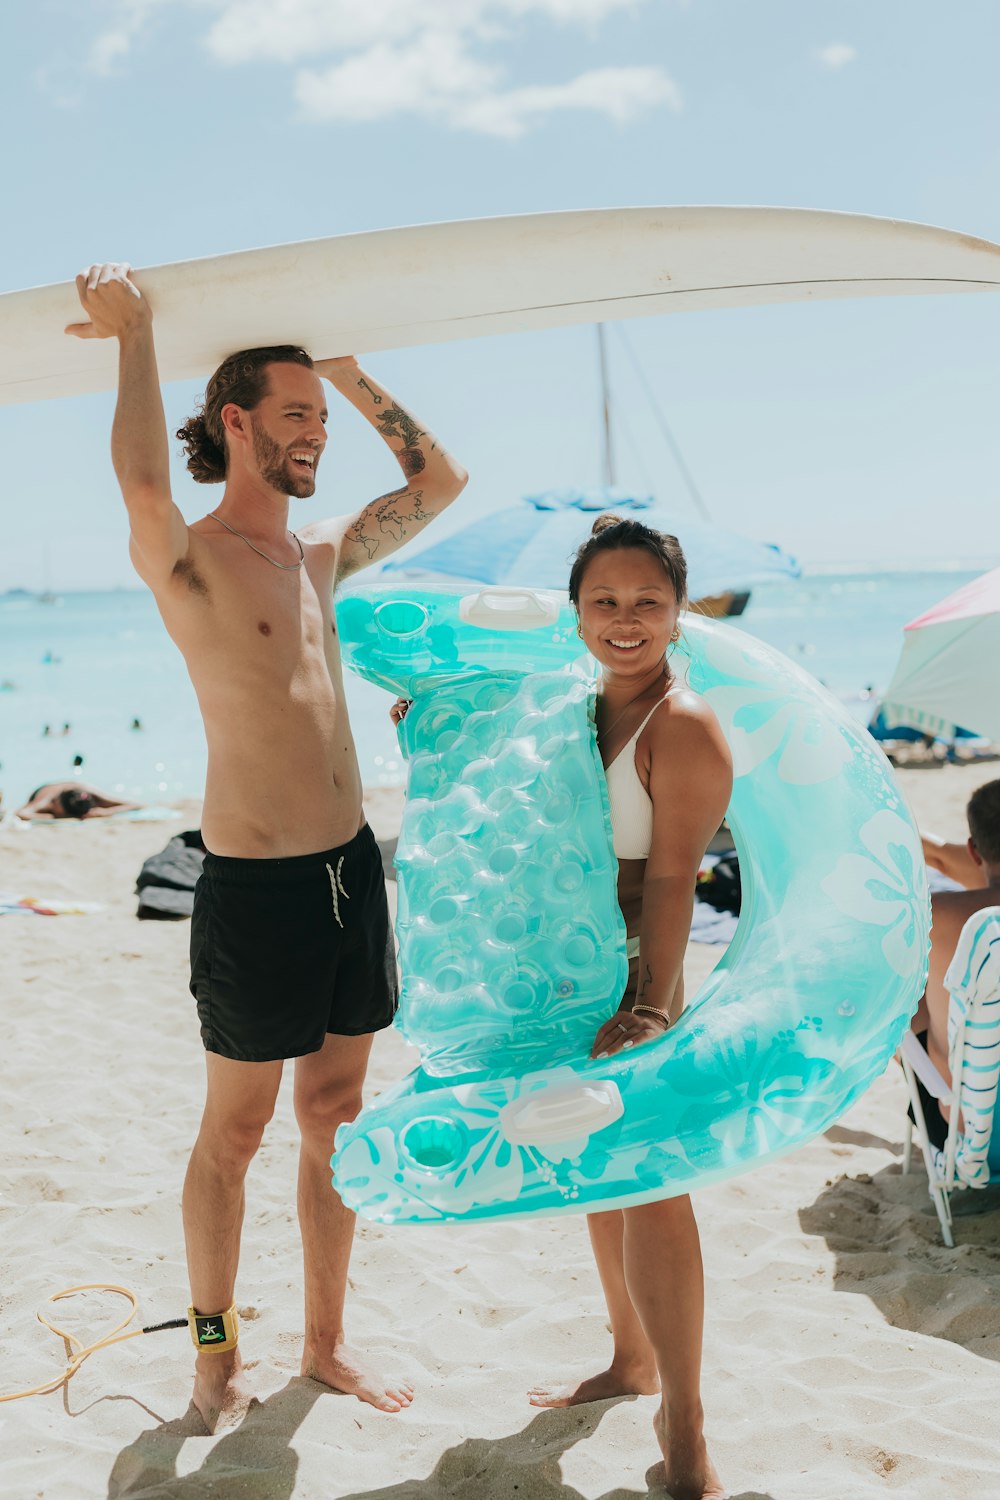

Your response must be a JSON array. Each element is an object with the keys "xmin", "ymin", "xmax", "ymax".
[
  {"xmin": 374, "ymin": 599, "xmax": 430, "ymax": 639},
  {"xmin": 400, "ymin": 1116, "xmax": 467, "ymax": 1173}
]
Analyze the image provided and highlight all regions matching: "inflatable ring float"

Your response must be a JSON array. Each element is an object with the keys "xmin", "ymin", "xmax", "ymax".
[{"xmin": 332, "ymin": 583, "xmax": 930, "ymax": 1224}]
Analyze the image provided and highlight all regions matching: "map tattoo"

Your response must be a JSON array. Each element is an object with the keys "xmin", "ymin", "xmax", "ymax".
[{"xmin": 345, "ymin": 487, "xmax": 428, "ymax": 562}]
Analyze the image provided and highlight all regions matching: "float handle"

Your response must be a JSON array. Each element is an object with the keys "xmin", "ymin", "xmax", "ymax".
[
  {"xmin": 498, "ymin": 1081, "xmax": 623, "ymax": 1145},
  {"xmin": 459, "ymin": 587, "xmax": 561, "ymax": 631}
]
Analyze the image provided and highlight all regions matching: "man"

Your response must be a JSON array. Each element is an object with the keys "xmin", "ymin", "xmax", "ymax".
[
  {"xmin": 66, "ymin": 262, "xmax": 468, "ymax": 1429},
  {"xmin": 914, "ymin": 778, "xmax": 1000, "ymax": 1140}
]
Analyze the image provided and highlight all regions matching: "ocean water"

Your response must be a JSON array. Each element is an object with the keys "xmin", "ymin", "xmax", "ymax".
[{"xmin": 0, "ymin": 569, "xmax": 980, "ymax": 812}]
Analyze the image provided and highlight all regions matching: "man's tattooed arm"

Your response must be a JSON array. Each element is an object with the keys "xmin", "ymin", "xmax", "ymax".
[
  {"xmin": 367, "ymin": 400, "xmax": 429, "ymax": 480},
  {"xmin": 351, "ymin": 378, "xmax": 455, "ymax": 491},
  {"xmin": 338, "ymin": 487, "xmax": 430, "ymax": 580},
  {"xmin": 398, "ymin": 445, "xmax": 426, "ymax": 478},
  {"xmin": 374, "ymin": 400, "xmax": 425, "ymax": 448},
  {"xmin": 310, "ymin": 359, "xmax": 468, "ymax": 578},
  {"xmin": 356, "ymin": 377, "xmax": 383, "ymax": 406}
]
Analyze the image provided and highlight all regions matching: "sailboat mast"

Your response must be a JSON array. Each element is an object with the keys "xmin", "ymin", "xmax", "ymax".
[{"xmin": 597, "ymin": 323, "xmax": 615, "ymax": 487}]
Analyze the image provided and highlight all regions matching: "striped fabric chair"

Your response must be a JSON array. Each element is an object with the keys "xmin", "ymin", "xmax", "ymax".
[{"xmin": 900, "ymin": 907, "xmax": 1000, "ymax": 1246}]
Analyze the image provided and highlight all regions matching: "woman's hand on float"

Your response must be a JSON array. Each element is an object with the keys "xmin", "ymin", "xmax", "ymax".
[
  {"xmin": 591, "ymin": 1008, "xmax": 668, "ymax": 1059},
  {"xmin": 390, "ymin": 698, "xmax": 412, "ymax": 727}
]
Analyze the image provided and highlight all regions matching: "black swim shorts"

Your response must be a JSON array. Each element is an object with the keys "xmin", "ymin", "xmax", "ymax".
[{"xmin": 189, "ymin": 823, "xmax": 398, "ymax": 1062}]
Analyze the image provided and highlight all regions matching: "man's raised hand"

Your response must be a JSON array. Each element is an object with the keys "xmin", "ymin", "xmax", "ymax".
[
  {"xmin": 313, "ymin": 355, "xmax": 360, "ymax": 382},
  {"xmin": 65, "ymin": 262, "xmax": 149, "ymax": 341}
]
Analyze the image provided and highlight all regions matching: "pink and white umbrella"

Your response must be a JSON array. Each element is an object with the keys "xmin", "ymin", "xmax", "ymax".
[{"xmin": 881, "ymin": 567, "xmax": 1000, "ymax": 741}]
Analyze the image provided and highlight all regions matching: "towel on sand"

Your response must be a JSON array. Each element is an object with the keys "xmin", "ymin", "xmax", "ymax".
[{"xmin": 0, "ymin": 892, "xmax": 103, "ymax": 915}]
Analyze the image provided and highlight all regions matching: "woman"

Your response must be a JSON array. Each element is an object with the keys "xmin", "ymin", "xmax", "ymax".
[{"xmin": 394, "ymin": 516, "xmax": 732, "ymax": 1499}]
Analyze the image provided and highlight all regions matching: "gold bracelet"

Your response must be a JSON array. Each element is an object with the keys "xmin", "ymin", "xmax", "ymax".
[{"xmin": 632, "ymin": 1003, "xmax": 670, "ymax": 1029}]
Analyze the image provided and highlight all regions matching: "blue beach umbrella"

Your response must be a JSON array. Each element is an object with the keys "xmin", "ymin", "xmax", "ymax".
[{"xmin": 379, "ymin": 489, "xmax": 799, "ymax": 602}]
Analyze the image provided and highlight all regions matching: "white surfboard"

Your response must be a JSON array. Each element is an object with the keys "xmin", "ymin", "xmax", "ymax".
[{"xmin": 2, "ymin": 206, "xmax": 999, "ymax": 406}]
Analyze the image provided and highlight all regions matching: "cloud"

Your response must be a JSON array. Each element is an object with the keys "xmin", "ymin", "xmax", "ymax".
[
  {"xmin": 33, "ymin": 63, "xmax": 84, "ymax": 110},
  {"xmin": 206, "ymin": 0, "xmax": 425, "ymax": 68},
  {"xmin": 297, "ymin": 41, "xmax": 678, "ymax": 138},
  {"xmin": 86, "ymin": 0, "xmax": 170, "ymax": 77},
  {"xmin": 73, "ymin": 0, "xmax": 676, "ymax": 137},
  {"xmin": 255, "ymin": 1, "xmax": 675, "ymax": 138},
  {"xmin": 89, "ymin": 30, "xmax": 133, "ymax": 75},
  {"xmin": 505, "ymin": 0, "xmax": 642, "ymax": 21},
  {"xmin": 816, "ymin": 43, "xmax": 857, "ymax": 71},
  {"xmin": 435, "ymin": 65, "xmax": 681, "ymax": 140},
  {"xmin": 205, "ymin": 0, "xmax": 644, "ymax": 66},
  {"xmin": 296, "ymin": 31, "xmax": 502, "ymax": 124}
]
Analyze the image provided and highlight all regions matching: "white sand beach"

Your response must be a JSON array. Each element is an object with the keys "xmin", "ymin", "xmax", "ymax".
[{"xmin": 2, "ymin": 768, "xmax": 1000, "ymax": 1500}]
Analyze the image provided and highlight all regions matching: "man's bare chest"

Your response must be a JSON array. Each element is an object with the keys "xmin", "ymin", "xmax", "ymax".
[{"xmin": 159, "ymin": 549, "xmax": 340, "ymax": 682}]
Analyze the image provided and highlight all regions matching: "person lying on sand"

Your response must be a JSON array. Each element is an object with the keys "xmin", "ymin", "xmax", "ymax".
[
  {"xmin": 912, "ymin": 778, "xmax": 1000, "ymax": 1142},
  {"xmin": 15, "ymin": 781, "xmax": 140, "ymax": 820},
  {"xmin": 66, "ymin": 261, "xmax": 468, "ymax": 1432}
]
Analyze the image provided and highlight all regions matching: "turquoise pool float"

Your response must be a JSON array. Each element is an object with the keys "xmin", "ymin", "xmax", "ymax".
[{"xmin": 332, "ymin": 584, "xmax": 930, "ymax": 1224}]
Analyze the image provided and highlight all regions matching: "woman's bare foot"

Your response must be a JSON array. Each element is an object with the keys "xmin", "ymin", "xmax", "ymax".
[
  {"xmin": 301, "ymin": 1340, "xmax": 414, "ymax": 1413},
  {"xmin": 528, "ymin": 1358, "xmax": 659, "ymax": 1407},
  {"xmin": 653, "ymin": 1402, "xmax": 726, "ymax": 1500},
  {"xmin": 192, "ymin": 1352, "xmax": 257, "ymax": 1433}
]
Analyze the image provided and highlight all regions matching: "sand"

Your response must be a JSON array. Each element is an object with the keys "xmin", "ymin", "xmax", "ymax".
[{"xmin": 2, "ymin": 767, "xmax": 1000, "ymax": 1500}]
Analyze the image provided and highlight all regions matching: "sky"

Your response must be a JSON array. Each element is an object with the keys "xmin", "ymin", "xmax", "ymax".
[{"xmin": 1, "ymin": 0, "xmax": 998, "ymax": 592}]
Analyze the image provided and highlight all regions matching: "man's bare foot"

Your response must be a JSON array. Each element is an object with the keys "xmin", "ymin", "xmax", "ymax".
[
  {"xmin": 653, "ymin": 1402, "xmax": 726, "ymax": 1500},
  {"xmin": 528, "ymin": 1359, "xmax": 659, "ymax": 1408},
  {"xmin": 301, "ymin": 1340, "xmax": 414, "ymax": 1414},
  {"xmin": 192, "ymin": 1353, "xmax": 257, "ymax": 1433}
]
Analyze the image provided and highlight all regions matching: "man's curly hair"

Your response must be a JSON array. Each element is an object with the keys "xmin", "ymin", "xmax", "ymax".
[{"xmin": 176, "ymin": 345, "xmax": 313, "ymax": 483}]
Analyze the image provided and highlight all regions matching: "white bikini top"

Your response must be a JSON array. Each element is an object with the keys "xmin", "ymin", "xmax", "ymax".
[{"xmin": 603, "ymin": 694, "xmax": 671, "ymax": 860}]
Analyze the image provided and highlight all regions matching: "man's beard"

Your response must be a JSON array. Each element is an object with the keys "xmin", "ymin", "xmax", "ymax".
[{"xmin": 250, "ymin": 415, "xmax": 315, "ymax": 497}]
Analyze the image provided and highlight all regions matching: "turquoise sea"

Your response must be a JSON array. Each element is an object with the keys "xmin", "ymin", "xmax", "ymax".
[{"xmin": 0, "ymin": 569, "xmax": 982, "ymax": 812}]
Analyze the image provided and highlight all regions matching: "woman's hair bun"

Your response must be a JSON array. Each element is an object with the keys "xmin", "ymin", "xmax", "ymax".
[
  {"xmin": 568, "ymin": 514, "xmax": 689, "ymax": 609},
  {"xmin": 591, "ymin": 512, "xmax": 627, "ymax": 536}
]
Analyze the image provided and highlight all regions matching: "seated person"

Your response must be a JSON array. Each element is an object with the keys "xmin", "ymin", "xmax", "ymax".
[
  {"xmin": 15, "ymin": 781, "xmax": 140, "ymax": 821},
  {"xmin": 912, "ymin": 778, "xmax": 1000, "ymax": 1141},
  {"xmin": 921, "ymin": 829, "xmax": 982, "ymax": 889}
]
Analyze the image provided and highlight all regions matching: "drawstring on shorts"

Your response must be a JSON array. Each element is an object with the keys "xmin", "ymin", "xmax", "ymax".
[{"xmin": 326, "ymin": 857, "xmax": 350, "ymax": 928}]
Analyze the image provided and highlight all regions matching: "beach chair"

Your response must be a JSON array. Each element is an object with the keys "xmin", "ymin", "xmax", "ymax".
[{"xmin": 900, "ymin": 907, "xmax": 1000, "ymax": 1246}]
